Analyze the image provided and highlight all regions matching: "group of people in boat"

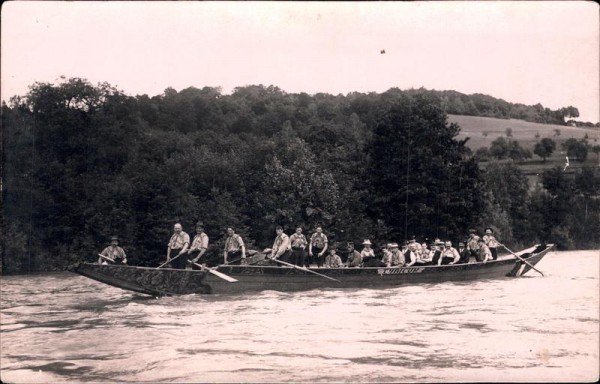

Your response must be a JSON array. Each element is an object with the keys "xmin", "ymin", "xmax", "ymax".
[{"xmin": 97, "ymin": 221, "xmax": 501, "ymax": 270}]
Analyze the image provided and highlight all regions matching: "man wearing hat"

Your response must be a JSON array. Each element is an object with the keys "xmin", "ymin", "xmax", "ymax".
[
  {"xmin": 430, "ymin": 239, "xmax": 444, "ymax": 265},
  {"xmin": 383, "ymin": 243, "xmax": 405, "ymax": 267},
  {"xmin": 346, "ymin": 242, "xmax": 362, "ymax": 267},
  {"xmin": 457, "ymin": 241, "xmax": 471, "ymax": 264},
  {"xmin": 361, "ymin": 240, "xmax": 385, "ymax": 267},
  {"xmin": 483, "ymin": 227, "xmax": 500, "ymax": 260},
  {"xmin": 188, "ymin": 222, "xmax": 209, "ymax": 269},
  {"xmin": 98, "ymin": 236, "xmax": 127, "ymax": 264}
]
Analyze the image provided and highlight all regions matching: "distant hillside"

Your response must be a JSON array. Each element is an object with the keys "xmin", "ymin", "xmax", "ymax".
[
  {"xmin": 434, "ymin": 89, "xmax": 594, "ymax": 126},
  {"xmin": 449, "ymin": 114, "xmax": 600, "ymax": 189},
  {"xmin": 449, "ymin": 114, "xmax": 600, "ymax": 151}
]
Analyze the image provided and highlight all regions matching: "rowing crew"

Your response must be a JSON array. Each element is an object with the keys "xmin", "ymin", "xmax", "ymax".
[{"xmin": 97, "ymin": 222, "xmax": 501, "ymax": 269}]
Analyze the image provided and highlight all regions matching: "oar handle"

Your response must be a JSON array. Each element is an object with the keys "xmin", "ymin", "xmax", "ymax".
[
  {"xmin": 157, "ymin": 251, "xmax": 186, "ymax": 269},
  {"xmin": 97, "ymin": 253, "xmax": 115, "ymax": 263},
  {"xmin": 499, "ymin": 243, "xmax": 544, "ymax": 277},
  {"xmin": 271, "ymin": 258, "xmax": 340, "ymax": 282}
]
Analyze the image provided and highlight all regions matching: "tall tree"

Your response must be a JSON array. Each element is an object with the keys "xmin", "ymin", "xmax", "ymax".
[{"xmin": 366, "ymin": 92, "xmax": 484, "ymax": 241}]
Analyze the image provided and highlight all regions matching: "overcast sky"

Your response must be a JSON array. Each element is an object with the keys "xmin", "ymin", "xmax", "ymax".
[{"xmin": 2, "ymin": 1, "xmax": 598, "ymax": 122}]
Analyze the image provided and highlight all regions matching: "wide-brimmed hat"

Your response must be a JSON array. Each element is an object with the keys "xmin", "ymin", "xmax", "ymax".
[
  {"xmin": 458, "ymin": 242, "xmax": 465, "ymax": 246},
  {"xmin": 485, "ymin": 227, "xmax": 493, "ymax": 234},
  {"xmin": 362, "ymin": 240, "xmax": 372, "ymax": 245},
  {"xmin": 110, "ymin": 236, "xmax": 120, "ymax": 242},
  {"xmin": 388, "ymin": 243, "xmax": 399, "ymax": 248}
]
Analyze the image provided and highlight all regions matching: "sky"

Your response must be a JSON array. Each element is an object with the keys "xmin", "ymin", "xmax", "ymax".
[{"xmin": 2, "ymin": 1, "xmax": 599, "ymax": 122}]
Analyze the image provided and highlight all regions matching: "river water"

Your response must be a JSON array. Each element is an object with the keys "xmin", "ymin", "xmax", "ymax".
[{"xmin": 1, "ymin": 250, "xmax": 598, "ymax": 383}]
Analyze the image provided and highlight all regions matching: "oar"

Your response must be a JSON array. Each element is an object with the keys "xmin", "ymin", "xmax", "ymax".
[
  {"xmin": 192, "ymin": 262, "xmax": 238, "ymax": 283},
  {"xmin": 499, "ymin": 243, "xmax": 544, "ymax": 277},
  {"xmin": 157, "ymin": 252, "xmax": 186, "ymax": 269},
  {"xmin": 97, "ymin": 253, "xmax": 115, "ymax": 263},
  {"xmin": 271, "ymin": 258, "xmax": 340, "ymax": 282}
]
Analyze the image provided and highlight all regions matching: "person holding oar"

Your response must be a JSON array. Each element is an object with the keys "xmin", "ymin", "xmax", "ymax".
[
  {"xmin": 483, "ymin": 227, "xmax": 500, "ymax": 260},
  {"xmin": 188, "ymin": 221, "xmax": 209, "ymax": 270},
  {"xmin": 165, "ymin": 223, "xmax": 190, "ymax": 269},
  {"xmin": 269, "ymin": 226, "xmax": 290, "ymax": 264},
  {"xmin": 98, "ymin": 236, "xmax": 127, "ymax": 264},
  {"xmin": 223, "ymin": 227, "xmax": 246, "ymax": 265}
]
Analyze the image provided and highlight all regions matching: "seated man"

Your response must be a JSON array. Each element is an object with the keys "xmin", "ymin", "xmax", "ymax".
[
  {"xmin": 416, "ymin": 242, "xmax": 432, "ymax": 264},
  {"xmin": 362, "ymin": 242, "xmax": 386, "ymax": 267},
  {"xmin": 383, "ymin": 243, "xmax": 405, "ymax": 267},
  {"xmin": 483, "ymin": 227, "xmax": 500, "ymax": 260},
  {"xmin": 457, "ymin": 241, "xmax": 471, "ymax": 264},
  {"xmin": 346, "ymin": 242, "xmax": 362, "ymax": 267},
  {"xmin": 439, "ymin": 241, "xmax": 460, "ymax": 265},
  {"xmin": 324, "ymin": 248, "xmax": 343, "ymax": 268},
  {"xmin": 476, "ymin": 238, "xmax": 493, "ymax": 263},
  {"xmin": 466, "ymin": 229, "xmax": 480, "ymax": 258},
  {"xmin": 404, "ymin": 241, "xmax": 419, "ymax": 266},
  {"xmin": 430, "ymin": 240, "xmax": 443, "ymax": 265},
  {"xmin": 98, "ymin": 236, "xmax": 127, "ymax": 265}
]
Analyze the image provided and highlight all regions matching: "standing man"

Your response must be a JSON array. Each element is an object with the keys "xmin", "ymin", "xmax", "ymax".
[
  {"xmin": 483, "ymin": 227, "xmax": 500, "ymax": 260},
  {"xmin": 188, "ymin": 221, "xmax": 209, "ymax": 269},
  {"xmin": 309, "ymin": 224, "xmax": 328, "ymax": 268},
  {"xmin": 270, "ymin": 226, "xmax": 290, "ymax": 263},
  {"xmin": 223, "ymin": 227, "xmax": 246, "ymax": 265},
  {"xmin": 98, "ymin": 236, "xmax": 127, "ymax": 264},
  {"xmin": 167, "ymin": 223, "xmax": 190, "ymax": 269},
  {"xmin": 289, "ymin": 226, "xmax": 308, "ymax": 266}
]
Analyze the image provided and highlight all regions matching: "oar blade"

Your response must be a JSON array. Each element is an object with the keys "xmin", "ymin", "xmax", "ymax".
[
  {"xmin": 207, "ymin": 268, "xmax": 238, "ymax": 283},
  {"xmin": 193, "ymin": 262, "xmax": 238, "ymax": 282}
]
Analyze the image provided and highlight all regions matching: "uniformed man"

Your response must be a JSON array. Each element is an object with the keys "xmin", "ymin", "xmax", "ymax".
[
  {"xmin": 188, "ymin": 222, "xmax": 209, "ymax": 269},
  {"xmin": 309, "ymin": 224, "xmax": 328, "ymax": 268},
  {"xmin": 223, "ymin": 227, "xmax": 246, "ymax": 265},
  {"xmin": 270, "ymin": 226, "xmax": 290, "ymax": 263},
  {"xmin": 167, "ymin": 223, "xmax": 190, "ymax": 269}
]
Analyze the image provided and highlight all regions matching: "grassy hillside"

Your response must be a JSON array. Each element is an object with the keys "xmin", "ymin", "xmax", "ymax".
[{"xmin": 448, "ymin": 114, "xmax": 600, "ymax": 188}]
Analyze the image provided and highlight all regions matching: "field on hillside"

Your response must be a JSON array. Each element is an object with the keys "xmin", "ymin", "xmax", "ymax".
[
  {"xmin": 448, "ymin": 115, "xmax": 600, "ymax": 188},
  {"xmin": 449, "ymin": 114, "xmax": 600, "ymax": 150}
]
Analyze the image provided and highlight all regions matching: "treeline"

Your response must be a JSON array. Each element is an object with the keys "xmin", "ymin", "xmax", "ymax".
[
  {"xmin": 438, "ymin": 90, "xmax": 595, "ymax": 126},
  {"xmin": 2, "ymin": 79, "xmax": 599, "ymax": 274}
]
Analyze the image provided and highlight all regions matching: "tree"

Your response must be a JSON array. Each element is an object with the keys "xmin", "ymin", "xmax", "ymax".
[
  {"xmin": 483, "ymin": 162, "xmax": 531, "ymax": 242},
  {"xmin": 533, "ymin": 138, "xmax": 556, "ymax": 162},
  {"xmin": 489, "ymin": 137, "xmax": 509, "ymax": 159},
  {"xmin": 508, "ymin": 140, "xmax": 532, "ymax": 162},
  {"xmin": 591, "ymin": 145, "xmax": 600, "ymax": 163},
  {"xmin": 562, "ymin": 138, "xmax": 588, "ymax": 162},
  {"xmin": 366, "ymin": 92, "xmax": 484, "ymax": 241}
]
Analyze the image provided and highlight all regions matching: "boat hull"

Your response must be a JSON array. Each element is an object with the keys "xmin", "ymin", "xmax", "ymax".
[{"xmin": 71, "ymin": 244, "xmax": 552, "ymax": 295}]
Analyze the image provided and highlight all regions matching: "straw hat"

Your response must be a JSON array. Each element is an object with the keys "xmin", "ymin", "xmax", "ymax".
[{"xmin": 362, "ymin": 240, "xmax": 372, "ymax": 246}]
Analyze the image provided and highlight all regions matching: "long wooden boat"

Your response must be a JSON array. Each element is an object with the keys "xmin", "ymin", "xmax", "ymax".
[{"xmin": 70, "ymin": 244, "xmax": 552, "ymax": 296}]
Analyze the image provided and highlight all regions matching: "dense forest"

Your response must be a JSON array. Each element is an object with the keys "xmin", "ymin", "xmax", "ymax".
[{"xmin": 2, "ymin": 78, "xmax": 599, "ymax": 274}]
